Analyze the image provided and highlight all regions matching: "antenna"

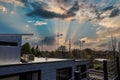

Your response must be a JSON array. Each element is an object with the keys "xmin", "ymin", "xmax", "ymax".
[
  {"xmin": 79, "ymin": 40, "xmax": 85, "ymax": 50},
  {"xmin": 68, "ymin": 38, "xmax": 72, "ymax": 54}
]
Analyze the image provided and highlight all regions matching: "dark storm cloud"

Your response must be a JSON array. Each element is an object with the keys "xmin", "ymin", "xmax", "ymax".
[
  {"xmin": 21, "ymin": 0, "xmax": 120, "ymax": 22},
  {"xmin": 109, "ymin": 8, "xmax": 120, "ymax": 18},
  {"xmin": 67, "ymin": 1, "xmax": 79, "ymax": 16},
  {"xmin": 26, "ymin": 1, "xmax": 62, "ymax": 19},
  {"xmin": 27, "ymin": 8, "xmax": 63, "ymax": 19},
  {"xmin": 40, "ymin": 36, "xmax": 56, "ymax": 45},
  {"xmin": 26, "ymin": 1, "xmax": 79, "ymax": 19},
  {"xmin": 102, "ymin": 6, "xmax": 114, "ymax": 11},
  {"xmin": 94, "ymin": 6, "xmax": 120, "ymax": 20},
  {"xmin": 55, "ymin": 0, "xmax": 79, "ymax": 13}
]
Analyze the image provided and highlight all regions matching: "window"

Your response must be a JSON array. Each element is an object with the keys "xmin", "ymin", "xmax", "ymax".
[
  {"xmin": 0, "ymin": 76, "xmax": 19, "ymax": 80},
  {"xmin": 0, "ymin": 41, "xmax": 18, "ymax": 46},
  {"xmin": 76, "ymin": 65, "xmax": 87, "ymax": 79},
  {"xmin": 56, "ymin": 67, "xmax": 72, "ymax": 80},
  {"xmin": 0, "ymin": 71, "xmax": 41, "ymax": 80},
  {"xmin": 19, "ymin": 71, "xmax": 41, "ymax": 80}
]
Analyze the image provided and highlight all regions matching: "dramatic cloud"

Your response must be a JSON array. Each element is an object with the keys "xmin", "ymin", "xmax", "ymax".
[
  {"xmin": 17, "ymin": 0, "xmax": 120, "ymax": 29},
  {"xmin": 55, "ymin": 0, "xmax": 76, "ymax": 10},
  {"xmin": 98, "ymin": 16, "xmax": 120, "ymax": 28},
  {"xmin": 2, "ymin": 0, "xmax": 120, "ymax": 28},
  {"xmin": 78, "ymin": 37, "xmax": 108, "ymax": 50},
  {"xmin": 96, "ymin": 28, "xmax": 120, "ymax": 38},
  {"xmin": 27, "ymin": 7, "xmax": 66, "ymax": 19},
  {"xmin": 1, "ymin": 0, "xmax": 120, "ymax": 50},
  {"xmin": 109, "ymin": 8, "xmax": 120, "ymax": 17},
  {"xmin": 79, "ymin": 27, "xmax": 120, "ymax": 50},
  {"xmin": 95, "ymin": 6, "xmax": 120, "ymax": 28},
  {"xmin": 102, "ymin": 6, "xmax": 114, "ymax": 11},
  {"xmin": 25, "ymin": 0, "xmax": 79, "ymax": 19}
]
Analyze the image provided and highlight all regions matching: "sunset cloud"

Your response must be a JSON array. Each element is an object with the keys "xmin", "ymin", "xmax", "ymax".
[
  {"xmin": 80, "ymin": 27, "xmax": 120, "ymax": 50},
  {"xmin": 0, "ymin": 5, "xmax": 7, "ymax": 13},
  {"xmin": 23, "ymin": 0, "xmax": 120, "ymax": 30},
  {"xmin": 12, "ymin": 0, "xmax": 118, "ymax": 26},
  {"xmin": 25, "ymin": 0, "xmax": 79, "ymax": 19},
  {"xmin": 98, "ymin": 15, "xmax": 120, "ymax": 28},
  {"xmin": 1, "ymin": 0, "xmax": 24, "ymax": 6},
  {"xmin": 0, "ymin": 0, "xmax": 120, "ymax": 50}
]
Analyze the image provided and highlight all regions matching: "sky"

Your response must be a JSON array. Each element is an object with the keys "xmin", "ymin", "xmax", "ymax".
[{"xmin": 0, "ymin": 0, "xmax": 120, "ymax": 51}]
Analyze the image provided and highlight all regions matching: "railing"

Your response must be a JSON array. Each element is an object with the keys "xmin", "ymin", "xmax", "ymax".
[
  {"xmin": 89, "ymin": 69, "xmax": 104, "ymax": 80},
  {"xmin": 107, "ymin": 60, "xmax": 118, "ymax": 80},
  {"xmin": 89, "ymin": 58, "xmax": 119, "ymax": 80}
]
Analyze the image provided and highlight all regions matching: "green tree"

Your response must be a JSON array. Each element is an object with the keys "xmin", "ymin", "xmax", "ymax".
[
  {"xmin": 21, "ymin": 43, "xmax": 32, "ymax": 56},
  {"xmin": 55, "ymin": 45, "xmax": 67, "ymax": 58},
  {"xmin": 57, "ymin": 45, "xmax": 67, "ymax": 52},
  {"xmin": 72, "ymin": 49, "xmax": 80, "ymax": 59},
  {"xmin": 35, "ymin": 45, "xmax": 41, "ymax": 57},
  {"xmin": 35, "ymin": 45, "xmax": 39, "ymax": 53},
  {"xmin": 31, "ymin": 47, "xmax": 35, "ymax": 55}
]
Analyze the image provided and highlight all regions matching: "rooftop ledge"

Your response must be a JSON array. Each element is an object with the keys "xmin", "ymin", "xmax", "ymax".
[
  {"xmin": 0, "ymin": 57, "xmax": 88, "ymax": 67},
  {"xmin": 0, "ymin": 34, "xmax": 33, "ymax": 36}
]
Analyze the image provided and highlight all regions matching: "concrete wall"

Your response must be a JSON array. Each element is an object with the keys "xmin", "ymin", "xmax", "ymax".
[{"xmin": 0, "ymin": 35, "xmax": 21, "ymax": 64}]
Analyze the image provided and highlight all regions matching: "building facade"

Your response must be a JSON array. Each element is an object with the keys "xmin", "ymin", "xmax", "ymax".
[
  {"xmin": 0, "ymin": 34, "xmax": 21, "ymax": 64},
  {"xmin": 0, "ymin": 34, "xmax": 89, "ymax": 80}
]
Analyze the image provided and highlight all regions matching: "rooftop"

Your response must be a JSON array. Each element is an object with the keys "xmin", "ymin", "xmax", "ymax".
[
  {"xmin": 0, "ymin": 57, "xmax": 87, "ymax": 66},
  {"xmin": 95, "ymin": 58, "xmax": 110, "ymax": 62},
  {"xmin": 32, "ymin": 57, "xmax": 71, "ymax": 63}
]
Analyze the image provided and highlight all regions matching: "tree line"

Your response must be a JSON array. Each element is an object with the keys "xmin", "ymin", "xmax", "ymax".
[{"xmin": 21, "ymin": 42, "xmax": 120, "ymax": 68}]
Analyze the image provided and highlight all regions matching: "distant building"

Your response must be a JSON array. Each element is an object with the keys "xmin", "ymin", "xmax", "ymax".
[
  {"xmin": 0, "ymin": 34, "xmax": 33, "ymax": 64},
  {"xmin": 0, "ymin": 34, "xmax": 89, "ymax": 80}
]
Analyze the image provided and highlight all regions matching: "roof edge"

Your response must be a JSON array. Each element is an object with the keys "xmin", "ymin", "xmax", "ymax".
[{"xmin": 0, "ymin": 34, "xmax": 33, "ymax": 36}]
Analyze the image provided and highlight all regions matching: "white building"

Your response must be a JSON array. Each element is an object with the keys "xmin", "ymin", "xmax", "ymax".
[{"xmin": 0, "ymin": 34, "xmax": 89, "ymax": 80}]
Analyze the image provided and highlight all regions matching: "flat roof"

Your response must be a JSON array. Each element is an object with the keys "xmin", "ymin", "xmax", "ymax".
[
  {"xmin": 31, "ymin": 57, "xmax": 71, "ymax": 63},
  {"xmin": 0, "ymin": 57, "xmax": 88, "ymax": 66},
  {"xmin": 95, "ymin": 58, "xmax": 110, "ymax": 62},
  {"xmin": 0, "ymin": 34, "xmax": 33, "ymax": 36},
  {"xmin": 0, "ymin": 57, "xmax": 72, "ymax": 66}
]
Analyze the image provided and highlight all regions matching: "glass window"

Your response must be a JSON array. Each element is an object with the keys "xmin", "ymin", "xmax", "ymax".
[
  {"xmin": 56, "ymin": 67, "xmax": 72, "ymax": 80},
  {"xmin": 76, "ymin": 65, "xmax": 87, "ymax": 79},
  {"xmin": 32, "ymin": 72, "xmax": 39, "ymax": 80},
  {"xmin": 0, "ymin": 71, "xmax": 41, "ymax": 80},
  {"xmin": 0, "ymin": 76, "xmax": 19, "ymax": 80},
  {"xmin": 0, "ymin": 41, "xmax": 18, "ymax": 46},
  {"xmin": 20, "ymin": 71, "xmax": 41, "ymax": 80}
]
